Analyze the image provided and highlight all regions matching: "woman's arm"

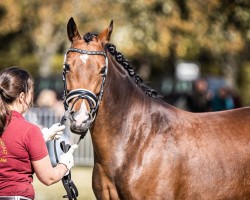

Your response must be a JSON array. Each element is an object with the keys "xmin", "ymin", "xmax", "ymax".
[
  {"xmin": 32, "ymin": 144, "xmax": 77, "ymax": 186},
  {"xmin": 32, "ymin": 155, "xmax": 68, "ymax": 186}
]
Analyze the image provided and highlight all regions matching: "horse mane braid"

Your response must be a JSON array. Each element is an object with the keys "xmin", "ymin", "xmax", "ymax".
[{"xmin": 106, "ymin": 43, "xmax": 161, "ymax": 99}]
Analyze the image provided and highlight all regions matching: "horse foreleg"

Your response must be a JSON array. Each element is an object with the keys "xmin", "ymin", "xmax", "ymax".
[{"xmin": 93, "ymin": 163, "xmax": 120, "ymax": 200}]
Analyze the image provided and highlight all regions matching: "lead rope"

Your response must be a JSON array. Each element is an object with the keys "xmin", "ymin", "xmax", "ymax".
[{"xmin": 53, "ymin": 112, "xmax": 86, "ymax": 200}]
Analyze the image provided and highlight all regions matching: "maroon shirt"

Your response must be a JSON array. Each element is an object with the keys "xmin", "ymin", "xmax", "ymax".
[{"xmin": 0, "ymin": 111, "xmax": 48, "ymax": 199}]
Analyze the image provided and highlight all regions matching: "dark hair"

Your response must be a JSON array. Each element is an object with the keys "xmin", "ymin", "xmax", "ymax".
[{"xmin": 0, "ymin": 67, "xmax": 34, "ymax": 136}]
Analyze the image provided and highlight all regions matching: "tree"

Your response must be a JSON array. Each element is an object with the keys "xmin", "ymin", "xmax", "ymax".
[{"xmin": 0, "ymin": 0, "xmax": 250, "ymax": 96}]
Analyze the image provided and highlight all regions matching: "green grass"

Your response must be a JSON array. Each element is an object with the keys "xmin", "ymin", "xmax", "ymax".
[{"xmin": 33, "ymin": 167, "xmax": 96, "ymax": 200}]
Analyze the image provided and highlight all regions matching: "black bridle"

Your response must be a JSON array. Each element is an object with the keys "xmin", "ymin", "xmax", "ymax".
[
  {"xmin": 54, "ymin": 47, "xmax": 108, "ymax": 200},
  {"xmin": 62, "ymin": 47, "xmax": 108, "ymax": 132}
]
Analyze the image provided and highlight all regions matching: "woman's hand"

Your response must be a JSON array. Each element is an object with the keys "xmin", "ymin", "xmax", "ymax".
[{"xmin": 42, "ymin": 123, "xmax": 66, "ymax": 142}]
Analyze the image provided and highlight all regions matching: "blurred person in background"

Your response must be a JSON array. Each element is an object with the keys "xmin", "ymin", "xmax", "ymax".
[
  {"xmin": 36, "ymin": 89, "xmax": 64, "ymax": 117},
  {"xmin": 211, "ymin": 86, "xmax": 234, "ymax": 111},
  {"xmin": 186, "ymin": 79, "xmax": 212, "ymax": 112},
  {"xmin": 0, "ymin": 67, "xmax": 77, "ymax": 200},
  {"xmin": 229, "ymin": 88, "xmax": 242, "ymax": 109}
]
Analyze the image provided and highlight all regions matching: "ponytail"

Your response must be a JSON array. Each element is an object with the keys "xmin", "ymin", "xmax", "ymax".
[
  {"xmin": 0, "ymin": 89, "xmax": 10, "ymax": 136},
  {"xmin": 0, "ymin": 67, "xmax": 34, "ymax": 136}
]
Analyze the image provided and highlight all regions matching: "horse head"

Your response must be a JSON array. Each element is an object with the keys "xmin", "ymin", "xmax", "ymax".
[{"xmin": 63, "ymin": 17, "xmax": 113, "ymax": 134}]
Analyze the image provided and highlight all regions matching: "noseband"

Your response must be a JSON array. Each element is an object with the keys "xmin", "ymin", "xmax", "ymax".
[{"xmin": 62, "ymin": 47, "xmax": 108, "ymax": 133}]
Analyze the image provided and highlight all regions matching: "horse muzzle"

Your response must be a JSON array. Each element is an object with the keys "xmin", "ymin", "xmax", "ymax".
[
  {"xmin": 70, "ymin": 120, "xmax": 91, "ymax": 135},
  {"xmin": 63, "ymin": 89, "xmax": 99, "ymax": 134},
  {"xmin": 69, "ymin": 111, "xmax": 95, "ymax": 135}
]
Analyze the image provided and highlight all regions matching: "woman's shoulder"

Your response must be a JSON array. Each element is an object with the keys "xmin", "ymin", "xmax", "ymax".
[{"xmin": 10, "ymin": 111, "xmax": 41, "ymax": 133}]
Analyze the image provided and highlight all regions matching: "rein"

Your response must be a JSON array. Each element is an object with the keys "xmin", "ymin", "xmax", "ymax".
[
  {"xmin": 54, "ymin": 46, "xmax": 108, "ymax": 199},
  {"xmin": 54, "ymin": 140, "xmax": 78, "ymax": 200}
]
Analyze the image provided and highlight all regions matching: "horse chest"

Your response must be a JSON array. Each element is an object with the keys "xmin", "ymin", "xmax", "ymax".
[
  {"xmin": 93, "ymin": 141, "xmax": 250, "ymax": 200},
  {"xmin": 92, "ymin": 159, "xmax": 177, "ymax": 200}
]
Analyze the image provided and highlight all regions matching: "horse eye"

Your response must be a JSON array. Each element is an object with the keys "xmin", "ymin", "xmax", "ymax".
[
  {"xmin": 100, "ymin": 66, "xmax": 107, "ymax": 75},
  {"xmin": 64, "ymin": 63, "xmax": 70, "ymax": 72}
]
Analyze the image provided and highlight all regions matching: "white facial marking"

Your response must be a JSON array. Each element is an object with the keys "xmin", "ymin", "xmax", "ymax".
[
  {"xmin": 74, "ymin": 101, "xmax": 89, "ymax": 126},
  {"xmin": 80, "ymin": 54, "xmax": 89, "ymax": 64}
]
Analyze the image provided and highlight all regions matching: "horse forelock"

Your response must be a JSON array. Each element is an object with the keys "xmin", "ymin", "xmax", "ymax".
[
  {"xmin": 106, "ymin": 43, "xmax": 161, "ymax": 99},
  {"xmin": 83, "ymin": 32, "xmax": 98, "ymax": 43}
]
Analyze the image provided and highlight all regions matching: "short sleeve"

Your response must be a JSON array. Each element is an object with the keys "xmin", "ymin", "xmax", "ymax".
[{"xmin": 25, "ymin": 125, "xmax": 48, "ymax": 161}]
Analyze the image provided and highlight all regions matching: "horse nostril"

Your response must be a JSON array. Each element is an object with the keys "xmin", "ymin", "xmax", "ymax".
[{"xmin": 69, "ymin": 111, "xmax": 76, "ymax": 121}]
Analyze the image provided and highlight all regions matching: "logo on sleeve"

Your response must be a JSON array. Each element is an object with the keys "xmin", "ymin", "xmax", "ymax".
[{"xmin": 0, "ymin": 138, "xmax": 8, "ymax": 162}]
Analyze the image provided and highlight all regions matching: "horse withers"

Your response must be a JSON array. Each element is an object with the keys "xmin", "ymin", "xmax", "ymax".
[{"xmin": 63, "ymin": 17, "xmax": 250, "ymax": 200}]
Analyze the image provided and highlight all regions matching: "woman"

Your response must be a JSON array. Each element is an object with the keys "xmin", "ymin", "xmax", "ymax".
[{"xmin": 0, "ymin": 67, "xmax": 77, "ymax": 200}]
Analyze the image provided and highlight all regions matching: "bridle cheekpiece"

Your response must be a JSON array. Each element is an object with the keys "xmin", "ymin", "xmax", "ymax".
[{"xmin": 62, "ymin": 47, "xmax": 108, "ymax": 133}]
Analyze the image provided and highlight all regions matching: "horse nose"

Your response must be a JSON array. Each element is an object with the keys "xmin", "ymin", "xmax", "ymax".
[
  {"xmin": 69, "ymin": 111, "xmax": 76, "ymax": 121},
  {"xmin": 71, "ymin": 109, "xmax": 90, "ymax": 125}
]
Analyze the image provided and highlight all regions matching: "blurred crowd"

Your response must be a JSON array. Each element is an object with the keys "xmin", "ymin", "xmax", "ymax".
[
  {"xmin": 186, "ymin": 79, "xmax": 242, "ymax": 112},
  {"xmin": 33, "ymin": 79, "xmax": 242, "ymax": 122}
]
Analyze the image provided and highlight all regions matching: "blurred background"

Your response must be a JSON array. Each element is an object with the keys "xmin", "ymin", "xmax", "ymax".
[
  {"xmin": 0, "ymin": 0, "xmax": 250, "ymax": 107},
  {"xmin": 0, "ymin": 0, "xmax": 250, "ymax": 199}
]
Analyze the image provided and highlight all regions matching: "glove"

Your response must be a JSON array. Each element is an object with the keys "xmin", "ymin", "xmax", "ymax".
[
  {"xmin": 59, "ymin": 144, "xmax": 78, "ymax": 172},
  {"xmin": 42, "ymin": 123, "xmax": 65, "ymax": 142}
]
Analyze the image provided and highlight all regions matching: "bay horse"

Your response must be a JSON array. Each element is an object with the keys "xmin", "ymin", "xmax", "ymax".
[{"xmin": 63, "ymin": 17, "xmax": 250, "ymax": 200}]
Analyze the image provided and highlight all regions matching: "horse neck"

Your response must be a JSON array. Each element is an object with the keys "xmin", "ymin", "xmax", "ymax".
[
  {"xmin": 91, "ymin": 51, "xmax": 149, "ymax": 159},
  {"xmin": 97, "ymin": 51, "xmax": 143, "ymax": 120}
]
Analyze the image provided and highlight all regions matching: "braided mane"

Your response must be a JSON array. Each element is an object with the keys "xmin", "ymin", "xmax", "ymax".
[
  {"xmin": 82, "ymin": 32, "xmax": 160, "ymax": 99},
  {"xmin": 106, "ymin": 43, "xmax": 161, "ymax": 99}
]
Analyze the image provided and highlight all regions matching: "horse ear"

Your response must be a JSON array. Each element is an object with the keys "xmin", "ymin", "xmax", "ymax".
[
  {"xmin": 98, "ymin": 20, "xmax": 113, "ymax": 44},
  {"xmin": 67, "ymin": 17, "xmax": 81, "ymax": 42}
]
